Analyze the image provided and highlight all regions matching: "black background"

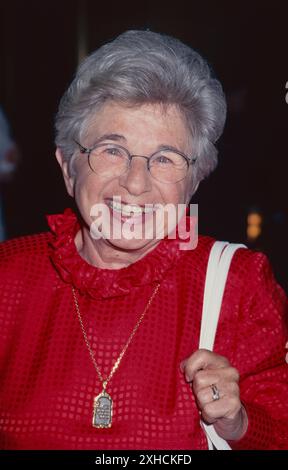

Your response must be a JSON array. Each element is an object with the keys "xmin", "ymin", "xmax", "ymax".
[{"xmin": 0, "ymin": 0, "xmax": 287, "ymax": 290}]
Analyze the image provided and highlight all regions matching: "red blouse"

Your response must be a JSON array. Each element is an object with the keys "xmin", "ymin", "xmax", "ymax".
[{"xmin": 0, "ymin": 209, "xmax": 287, "ymax": 450}]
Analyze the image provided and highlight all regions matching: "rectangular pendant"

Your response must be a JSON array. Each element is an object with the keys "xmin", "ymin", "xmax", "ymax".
[{"xmin": 92, "ymin": 390, "xmax": 113, "ymax": 428}]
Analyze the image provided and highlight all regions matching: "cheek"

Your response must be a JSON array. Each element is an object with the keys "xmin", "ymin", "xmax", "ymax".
[
  {"xmin": 73, "ymin": 172, "xmax": 104, "ymax": 209},
  {"xmin": 159, "ymin": 182, "xmax": 189, "ymax": 206}
]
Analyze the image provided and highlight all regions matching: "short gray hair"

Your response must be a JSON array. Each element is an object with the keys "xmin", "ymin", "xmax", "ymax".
[{"xmin": 55, "ymin": 30, "xmax": 226, "ymax": 183}]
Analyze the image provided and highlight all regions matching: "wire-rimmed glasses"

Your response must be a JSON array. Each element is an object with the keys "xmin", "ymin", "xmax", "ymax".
[{"xmin": 74, "ymin": 140, "xmax": 196, "ymax": 184}]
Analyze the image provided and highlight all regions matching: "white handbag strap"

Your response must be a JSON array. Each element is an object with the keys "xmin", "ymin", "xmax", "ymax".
[{"xmin": 199, "ymin": 241, "xmax": 246, "ymax": 450}]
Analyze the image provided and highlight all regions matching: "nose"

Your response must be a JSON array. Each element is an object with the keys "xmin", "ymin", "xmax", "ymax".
[{"xmin": 119, "ymin": 155, "xmax": 152, "ymax": 196}]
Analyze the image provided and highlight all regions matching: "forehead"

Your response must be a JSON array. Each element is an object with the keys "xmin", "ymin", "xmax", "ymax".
[{"xmin": 83, "ymin": 101, "xmax": 191, "ymax": 150}]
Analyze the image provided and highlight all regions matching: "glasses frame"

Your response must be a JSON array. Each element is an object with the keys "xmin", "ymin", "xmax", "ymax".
[{"xmin": 74, "ymin": 139, "xmax": 197, "ymax": 183}]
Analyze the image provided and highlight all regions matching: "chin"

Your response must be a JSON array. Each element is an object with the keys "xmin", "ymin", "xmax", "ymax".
[{"xmin": 104, "ymin": 235, "xmax": 158, "ymax": 253}]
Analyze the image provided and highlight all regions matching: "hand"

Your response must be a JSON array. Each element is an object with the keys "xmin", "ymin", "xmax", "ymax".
[{"xmin": 180, "ymin": 349, "xmax": 248, "ymax": 441}]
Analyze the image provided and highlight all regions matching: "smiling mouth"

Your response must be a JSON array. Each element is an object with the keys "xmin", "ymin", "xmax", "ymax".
[{"xmin": 106, "ymin": 199, "xmax": 156, "ymax": 217}]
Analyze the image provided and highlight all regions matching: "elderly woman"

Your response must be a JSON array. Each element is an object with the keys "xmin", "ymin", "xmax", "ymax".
[{"xmin": 0, "ymin": 30, "xmax": 287, "ymax": 450}]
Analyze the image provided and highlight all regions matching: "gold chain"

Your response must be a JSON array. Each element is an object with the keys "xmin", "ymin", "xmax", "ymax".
[{"xmin": 72, "ymin": 283, "xmax": 160, "ymax": 390}]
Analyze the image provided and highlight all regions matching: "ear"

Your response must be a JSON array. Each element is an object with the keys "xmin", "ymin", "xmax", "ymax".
[{"xmin": 55, "ymin": 148, "xmax": 75, "ymax": 197}]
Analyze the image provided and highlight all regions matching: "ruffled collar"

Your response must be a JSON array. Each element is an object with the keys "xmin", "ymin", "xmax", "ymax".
[{"xmin": 48, "ymin": 208, "xmax": 186, "ymax": 299}]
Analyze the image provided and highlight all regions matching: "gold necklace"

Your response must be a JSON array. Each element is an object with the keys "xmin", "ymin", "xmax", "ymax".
[{"xmin": 72, "ymin": 283, "xmax": 160, "ymax": 429}]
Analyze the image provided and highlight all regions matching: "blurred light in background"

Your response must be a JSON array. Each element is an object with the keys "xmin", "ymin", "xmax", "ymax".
[{"xmin": 247, "ymin": 210, "xmax": 263, "ymax": 242}]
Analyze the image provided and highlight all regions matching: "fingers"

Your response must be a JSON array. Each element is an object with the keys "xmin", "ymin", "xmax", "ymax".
[
  {"xmin": 180, "ymin": 349, "xmax": 243, "ymax": 435},
  {"xmin": 180, "ymin": 349, "xmax": 232, "ymax": 382},
  {"xmin": 192, "ymin": 367, "xmax": 239, "ymax": 395},
  {"xmin": 196, "ymin": 381, "xmax": 240, "ymax": 423},
  {"xmin": 201, "ymin": 394, "xmax": 241, "ymax": 424}
]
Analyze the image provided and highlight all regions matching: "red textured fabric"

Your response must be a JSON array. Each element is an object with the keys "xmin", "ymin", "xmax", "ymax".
[{"xmin": 0, "ymin": 209, "xmax": 287, "ymax": 450}]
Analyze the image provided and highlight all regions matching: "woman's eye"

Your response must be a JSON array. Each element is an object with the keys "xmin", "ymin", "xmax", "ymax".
[
  {"xmin": 104, "ymin": 147, "xmax": 123, "ymax": 157},
  {"xmin": 154, "ymin": 155, "xmax": 173, "ymax": 164},
  {"xmin": 107, "ymin": 148, "xmax": 119, "ymax": 155}
]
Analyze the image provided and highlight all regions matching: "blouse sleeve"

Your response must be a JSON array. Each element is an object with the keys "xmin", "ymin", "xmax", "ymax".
[{"xmin": 227, "ymin": 251, "xmax": 288, "ymax": 449}]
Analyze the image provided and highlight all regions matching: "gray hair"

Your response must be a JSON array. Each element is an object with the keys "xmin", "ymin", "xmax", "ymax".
[{"xmin": 55, "ymin": 30, "xmax": 226, "ymax": 183}]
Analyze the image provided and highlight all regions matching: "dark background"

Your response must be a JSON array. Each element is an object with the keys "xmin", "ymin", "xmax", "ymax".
[{"xmin": 0, "ymin": 0, "xmax": 287, "ymax": 291}]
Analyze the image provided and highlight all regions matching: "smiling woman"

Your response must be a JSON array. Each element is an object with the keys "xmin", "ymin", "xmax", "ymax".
[{"xmin": 0, "ymin": 30, "xmax": 287, "ymax": 450}]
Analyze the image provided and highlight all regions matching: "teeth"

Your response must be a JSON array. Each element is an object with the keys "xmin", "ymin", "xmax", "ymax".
[
  {"xmin": 143, "ymin": 206, "xmax": 154, "ymax": 213},
  {"xmin": 123, "ymin": 204, "xmax": 142, "ymax": 214},
  {"xmin": 108, "ymin": 200, "xmax": 154, "ymax": 216}
]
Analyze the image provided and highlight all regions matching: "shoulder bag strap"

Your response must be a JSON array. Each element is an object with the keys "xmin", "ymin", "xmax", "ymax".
[{"xmin": 199, "ymin": 241, "xmax": 246, "ymax": 450}]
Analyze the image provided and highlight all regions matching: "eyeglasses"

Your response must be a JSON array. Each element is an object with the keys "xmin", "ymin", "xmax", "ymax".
[{"xmin": 74, "ymin": 140, "xmax": 196, "ymax": 184}]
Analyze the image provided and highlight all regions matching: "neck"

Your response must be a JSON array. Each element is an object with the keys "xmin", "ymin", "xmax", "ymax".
[{"xmin": 75, "ymin": 225, "xmax": 159, "ymax": 269}]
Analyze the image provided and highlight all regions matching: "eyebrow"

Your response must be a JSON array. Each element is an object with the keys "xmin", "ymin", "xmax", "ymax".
[
  {"xmin": 91, "ymin": 134, "xmax": 186, "ymax": 155},
  {"xmin": 157, "ymin": 144, "xmax": 185, "ymax": 154},
  {"xmin": 92, "ymin": 134, "xmax": 127, "ymax": 145}
]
